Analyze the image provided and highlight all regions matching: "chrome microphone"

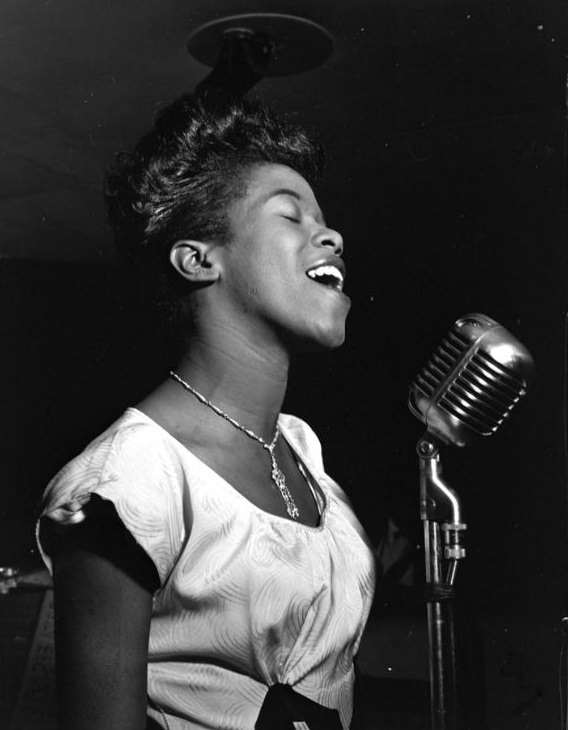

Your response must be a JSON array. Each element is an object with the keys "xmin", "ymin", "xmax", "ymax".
[{"xmin": 408, "ymin": 313, "xmax": 536, "ymax": 447}]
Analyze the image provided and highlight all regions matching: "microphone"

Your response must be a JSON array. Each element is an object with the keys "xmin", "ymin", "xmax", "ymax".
[{"xmin": 408, "ymin": 313, "xmax": 536, "ymax": 447}]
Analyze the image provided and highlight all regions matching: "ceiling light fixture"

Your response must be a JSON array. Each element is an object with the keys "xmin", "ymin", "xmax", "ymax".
[{"xmin": 187, "ymin": 13, "xmax": 334, "ymax": 104}]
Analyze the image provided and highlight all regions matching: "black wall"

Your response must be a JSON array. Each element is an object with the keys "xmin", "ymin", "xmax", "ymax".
[{"xmin": 1, "ymin": 2, "xmax": 567, "ymax": 727}]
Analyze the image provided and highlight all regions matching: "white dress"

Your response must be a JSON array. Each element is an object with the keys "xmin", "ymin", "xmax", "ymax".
[{"xmin": 38, "ymin": 408, "xmax": 376, "ymax": 730}]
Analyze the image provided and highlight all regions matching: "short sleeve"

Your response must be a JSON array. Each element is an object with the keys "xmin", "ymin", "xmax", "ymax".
[{"xmin": 37, "ymin": 419, "xmax": 190, "ymax": 585}]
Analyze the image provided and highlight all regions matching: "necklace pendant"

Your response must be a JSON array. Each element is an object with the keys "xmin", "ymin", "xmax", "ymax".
[{"xmin": 271, "ymin": 461, "xmax": 300, "ymax": 520}]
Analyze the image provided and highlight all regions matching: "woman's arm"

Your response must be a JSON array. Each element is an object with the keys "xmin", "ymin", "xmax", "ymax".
[{"xmin": 46, "ymin": 508, "xmax": 159, "ymax": 730}]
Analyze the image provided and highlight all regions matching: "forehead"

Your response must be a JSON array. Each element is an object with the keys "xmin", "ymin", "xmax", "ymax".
[{"xmin": 241, "ymin": 163, "xmax": 319, "ymax": 211}]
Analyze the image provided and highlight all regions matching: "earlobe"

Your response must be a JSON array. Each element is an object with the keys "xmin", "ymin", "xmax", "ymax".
[{"xmin": 169, "ymin": 241, "xmax": 220, "ymax": 284}]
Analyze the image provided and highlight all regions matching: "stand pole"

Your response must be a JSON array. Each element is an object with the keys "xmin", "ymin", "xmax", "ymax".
[{"xmin": 417, "ymin": 435, "xmax": 466, "ymax": 730}]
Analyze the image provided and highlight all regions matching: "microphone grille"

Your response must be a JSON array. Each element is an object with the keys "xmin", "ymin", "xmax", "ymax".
[{"xmin": 410, "ymin": 314, "xmax": 536, "ymax": 445}]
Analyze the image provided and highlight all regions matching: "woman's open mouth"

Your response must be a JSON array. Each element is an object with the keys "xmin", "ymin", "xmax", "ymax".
[{"xmin": 306, "ymin": 264, "xmax": 345, "ymax": 292}]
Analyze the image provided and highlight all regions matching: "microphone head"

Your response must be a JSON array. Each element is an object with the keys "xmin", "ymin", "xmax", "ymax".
[{"xmin": 408, "ymin": 313, "xmax": 536, "ymax": 447}]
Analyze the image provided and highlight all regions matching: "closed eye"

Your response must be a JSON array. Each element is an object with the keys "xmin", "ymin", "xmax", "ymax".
[{"xmin": 282, "ymin": 215, "xmax": 301, "ymax": 223}]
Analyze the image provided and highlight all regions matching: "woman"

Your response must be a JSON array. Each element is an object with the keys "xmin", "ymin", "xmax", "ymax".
[{"xmin": 37, "ymin": 94, "xmax": 376, "ymax": 730}]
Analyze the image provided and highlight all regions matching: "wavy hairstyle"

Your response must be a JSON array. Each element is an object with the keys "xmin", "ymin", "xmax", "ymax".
[{"xmin": 104, "ymin": 94, "xmax": 324, "ymax": 324}]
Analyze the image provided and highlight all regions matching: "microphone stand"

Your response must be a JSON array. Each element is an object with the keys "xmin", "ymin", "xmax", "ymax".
[{"xmin": 417, "ymin": 433, "xmax": 467, "ymax": 730}]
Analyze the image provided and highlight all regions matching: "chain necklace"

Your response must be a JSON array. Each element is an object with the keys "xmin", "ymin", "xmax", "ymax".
[{"xmin": 169, "ymin": 370, "xmax": 300, "ymax": 520}]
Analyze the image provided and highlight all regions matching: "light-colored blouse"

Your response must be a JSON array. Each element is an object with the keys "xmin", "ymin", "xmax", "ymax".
[{"xmin": 38, "ymin": 408, "xmax": 376, "ymax": 729}]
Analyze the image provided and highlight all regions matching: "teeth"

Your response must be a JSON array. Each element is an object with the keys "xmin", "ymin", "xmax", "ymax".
[{"xmin": 306, "ymin": 264, "xmax": 344, "ymax": 290}]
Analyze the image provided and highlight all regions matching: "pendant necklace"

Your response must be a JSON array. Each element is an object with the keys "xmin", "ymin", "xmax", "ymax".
[{"xmin": 169, "ymin": 370, "xmax": 300, "ymax": 520}]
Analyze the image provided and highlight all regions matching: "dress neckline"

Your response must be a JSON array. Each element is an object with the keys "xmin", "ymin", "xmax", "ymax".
[{"xmin": 124, "ymin": 407, "xmax": 330, "ymax": 531}]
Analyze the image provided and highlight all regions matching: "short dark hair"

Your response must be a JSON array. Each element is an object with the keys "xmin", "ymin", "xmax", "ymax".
[{"xmin": 104, "ymin": 94, "xmax": 324, "ymax": 320}]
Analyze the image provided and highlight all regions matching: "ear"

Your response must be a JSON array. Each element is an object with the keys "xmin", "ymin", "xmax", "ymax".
[{"xmin": 169, "ymin": 240, "xmax": 220, "ymax": 285}]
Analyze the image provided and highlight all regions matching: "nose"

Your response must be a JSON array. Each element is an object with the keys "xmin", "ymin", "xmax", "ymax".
[{"xmin": 314, "ymin": 226, "xmax": 343, "ymax": 257}]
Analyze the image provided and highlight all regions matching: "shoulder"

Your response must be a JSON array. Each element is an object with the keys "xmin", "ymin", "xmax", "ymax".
[
  {"xmin": 280, "ymin": 413, "xmax": 358, "ymax": 514},
  {"xmin": 43, "ymin": 409, "xmax": 181, "ymax": 506},
  {"xmin": 279, "ymin": 413, "xmax": 324, "ymax": 470},
  {"xmin": 39, "ymin": 409, "xmax": 189, "ymax": 583}
]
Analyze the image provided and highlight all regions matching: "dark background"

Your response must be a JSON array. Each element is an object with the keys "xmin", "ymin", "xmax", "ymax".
[{"xmin": 1, "ymin": 1, "xmax": 567, "ymax": 728}]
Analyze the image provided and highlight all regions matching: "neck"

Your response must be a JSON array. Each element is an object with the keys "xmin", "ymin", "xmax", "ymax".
[{"xmin": 169, "ymin": 321, "xmax": 291, "ymax": 441}]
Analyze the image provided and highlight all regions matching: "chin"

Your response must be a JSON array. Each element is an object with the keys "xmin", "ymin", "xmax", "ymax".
[
  {"xmin": 293, "ymin": 324, "xmax": 347, "ymax": 353},
  {"xmin": 319, "ymin": 327, "xmax": 347, "ymax": 350},
  {"xmin": 281, "ymin": 307, "xmax": 349, "ymax": 353}
]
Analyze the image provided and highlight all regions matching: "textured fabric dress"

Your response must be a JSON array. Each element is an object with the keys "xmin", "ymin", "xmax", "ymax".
[{"xmin": 37, "ymin": 408, "xmax": 376, "ymax": 730}]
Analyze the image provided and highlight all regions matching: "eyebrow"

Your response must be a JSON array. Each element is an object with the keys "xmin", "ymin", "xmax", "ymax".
[{"xmin": 262, "ymin": 188, "xmax": 302, "ymax": 203}]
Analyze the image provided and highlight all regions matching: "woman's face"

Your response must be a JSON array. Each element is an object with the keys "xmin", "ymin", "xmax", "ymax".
[{"xmin": 217, "ymin": 163, "xmax": 350, "ymax": 352}]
